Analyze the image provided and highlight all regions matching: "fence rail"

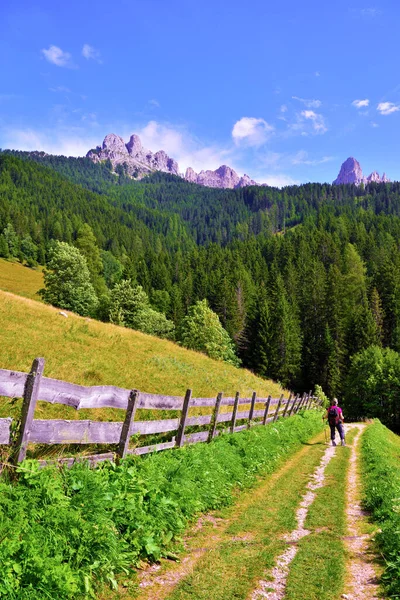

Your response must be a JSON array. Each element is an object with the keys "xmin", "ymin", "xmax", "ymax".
[{"xmin": 0, "ymin": 358, "xmax": 321, "ymax": 468}]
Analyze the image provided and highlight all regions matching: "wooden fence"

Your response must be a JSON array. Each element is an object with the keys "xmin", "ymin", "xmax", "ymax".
[{"xmin": 0, "ymin": 358, "xmax": 321, "ymax": 468}]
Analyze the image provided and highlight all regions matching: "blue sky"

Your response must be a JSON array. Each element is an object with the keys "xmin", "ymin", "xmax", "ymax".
[{"xmin": 1, "ymin": 0, "xmax": 400, "ymax": 186}]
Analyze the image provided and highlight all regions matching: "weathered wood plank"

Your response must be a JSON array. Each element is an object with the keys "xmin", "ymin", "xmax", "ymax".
[
  {"xmin": 176, "ymin": 389, "xmax": 192, "ymax": 447},
  {"xmin": 0, "ymin": 368, "xmax": 28, "ymax": 398},
  {"xmin": 12, "ymin": 358, "xmax": 45, "ymax": 464},
  {"xmin": 273, "ymin": 394, "xmax": 284, "ymax": 422},
  {"xmin": 230, "ymin": 391, "xmax": 240, "ymax": 434},
  {"xmin": 248, "ymin": 391, "xmax": 256, "ymax": 428},
  {"xmin": 282, "ymin": 393, "xmax": 292, "ymax": 418},
  {"xmin": 129, "ymin": 440, "xmax": 176, "ymax": 455},
  {"xmin": 190, "ymin": 396, "xmax": 276, "ymax": 408},
  {"xmin": 285, "ymin": 395, "xmax": 295, "ymax": 416},
  {"xmin": 233, "ymin": 424, "xmax": 247, "ymax": 433},
  {"xmin": 0, "ymin": 374, "xmax": 183, "ymax": 411},
  {"xmin": 208, "ymin": 392, "xmax": 223, "ymax": 442},
  {"xmin": 37, "ymin": 377, "xmax": 131, "ymax": 409},
  {"xmin": 288, "ymin": 394, "xmax": 299, "ymax": 416},
  {"xmin": 117, "ymin": 390, "xmax": 139, "ymax": 459},
  {"xmin": 297, "ymin": 393, "xmax": 307, "ymax": 412},
  {"xmin": 29, "ymin": 415, "xmax": 185, "ymax": 444},
  {"xmin": 186, "ymin": 414, "xmax": 212, "ymax": 427},
  {"xmin": 263, "ymin": 396, "xmax": 271, "ymax": 425},
  {"xmin": 30, "ymin": 419, "xmax": 122, "ymax": 444},
  {"xmin": 0, "ymin": 418, "xmax": 12, "ymax": 445},
  {"xmin": 184, "ymin": 431, "xmax": 209, "ymax": 444},
  {"xmin": 38, "ymin": 452, "xmax": 115, "ymax": 468}
]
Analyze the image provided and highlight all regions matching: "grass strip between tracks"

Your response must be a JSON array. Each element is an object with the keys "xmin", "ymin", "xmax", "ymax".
[
  {"xmin": 154, "ymin": 431, "xmax": 327, "ymax": 600},
  {"xmin": 283, "ymin": 427, "xmax": 357, "ymax": 600}
]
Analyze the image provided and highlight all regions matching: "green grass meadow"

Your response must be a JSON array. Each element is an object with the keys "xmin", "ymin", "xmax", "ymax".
[
  {"xmin": 0, "ymin": 258, "xmax": 43, "ymax": 300},
  {"xmin": 361, "ymin": 421, "xmax": 400, "ymax": 598},
  {"xmin": 0, "ymin": 288, "xmax": 286, "ymax": 424}
]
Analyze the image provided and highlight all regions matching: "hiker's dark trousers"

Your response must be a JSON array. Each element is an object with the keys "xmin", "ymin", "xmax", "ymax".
[{"xmin": 330, "ymin": 422, "xmax": 344, "ymax": 441}]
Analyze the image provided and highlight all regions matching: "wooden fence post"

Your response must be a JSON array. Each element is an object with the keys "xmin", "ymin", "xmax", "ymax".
[
  {"xmin": 282, "ymin": 393, "xmax": 292, "ymax": 418},
  {"xmin": 273, "ymin": 394, "xmax": 284, "ymax": 422},
  {"xmin": 298, "ymin": 393, "xmax": 307, "ymax": 412},
  {"xmin": 208, "ymin": 392, "xmax": 222, "ymax": 442},
  {"xmin": 263, "ymin": 396, "xmax": 271, "ymax": 425},
  {"xmin": 288, "ymin": 394, "xmax": 299, "ymax": 416},
  {"xmin": 11, "ymin": 357, "xmax": 45, "ymax": 465},
  {"xmin": 248, "ymin": 391, "xmax": 257, "ymax": 428},
  {"xmin": 230, "ymin": 391, "xmax": 240, "ymax": 434},
  {"xmin": 176, "ymin": 389, "xmax": 192, "ymax": 447},
  {"xmin": 116, "ymin": 389, "xmax": 139, "ymax": 459}
]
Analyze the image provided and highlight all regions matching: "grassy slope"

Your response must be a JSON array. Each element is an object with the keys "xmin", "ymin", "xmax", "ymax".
[
  {"xmin": 0, "ymin": 258, "xmax": 43, "ymax": 299},
  {"xmin": 361, "ymin": 421, "xmax": 400, "ymax": 597},
  {"xmin": 0, "ymin": 288, "xmax": 285, "ymax": 422}
]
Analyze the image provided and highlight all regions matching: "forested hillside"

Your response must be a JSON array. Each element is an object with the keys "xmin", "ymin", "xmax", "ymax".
[{"xmin": 2, "ymin": 151, "xmax": 400, "ymax": 420}]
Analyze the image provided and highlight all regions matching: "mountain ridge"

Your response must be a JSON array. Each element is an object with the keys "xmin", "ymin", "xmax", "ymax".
[{"xmin": 87, "ymin": 133, "xmax": 260, "ymax": 189}]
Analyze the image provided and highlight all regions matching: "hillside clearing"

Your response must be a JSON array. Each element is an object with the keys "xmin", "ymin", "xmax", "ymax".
[
  {"xmin": 0, "ymin": 290, "xmax": 285, "ymax": 425},
  {"xmin": 0, "ymin": 258, "xmax": 43, "ymax": 299}
]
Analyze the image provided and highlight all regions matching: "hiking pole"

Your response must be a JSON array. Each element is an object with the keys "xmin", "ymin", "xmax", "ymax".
[{"xmin": 324, "ymin": 424, "xmax": 328, "ymax": 445}]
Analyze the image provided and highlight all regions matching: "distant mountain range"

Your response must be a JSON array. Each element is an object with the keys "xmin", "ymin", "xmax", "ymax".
[
  {"xmin": 333, "ymin": 157, "xmax": 390, "ymax": 186},
  {"xmin": 86, "ymin": 136, "xmax": 393, "ymax": 189},
  {"xmin": 87, "ymin": 133, "xmax": 259, "ymax": 189}
]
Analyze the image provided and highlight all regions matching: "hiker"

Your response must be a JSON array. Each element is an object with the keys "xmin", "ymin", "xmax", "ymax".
[{"xmin": 323, "ymin": 398, "xmax": 345, "ymax": 446}]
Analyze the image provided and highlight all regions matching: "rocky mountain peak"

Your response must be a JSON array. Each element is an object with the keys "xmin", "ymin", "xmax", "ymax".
[
  {"xmin": 333, "ymin": 157, "xmax": 364, "ymax": 185},
  {"xmin": 333, "ymin": 157, "xmax": 391, "ymax": 186},
  {"xmin": 126, "ymin": 134, "xmax": 143, "ymax": 155},
  {"xmin": 185, "ymin": 164, "xmax": 258, "ymax": 189},
  {"xmin": 102, "ymin": 133, "xmax": 128, "ymax": 156},
  {"xmin": 87, "ymin": 133, "xmax": 262, "ymax": 188}
]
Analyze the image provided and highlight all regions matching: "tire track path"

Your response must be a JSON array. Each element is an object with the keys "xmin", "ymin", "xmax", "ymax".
[
  {"xmin": 249, "ymin": 442, "xmax": 336, "ymax": 599},
  {"xmin": 135, "ymin": 432, "xmax": 326, "ymax": 600},
  {"xmin": 343, "ymin": 424, "xmax": 382, "ymax": 600}
]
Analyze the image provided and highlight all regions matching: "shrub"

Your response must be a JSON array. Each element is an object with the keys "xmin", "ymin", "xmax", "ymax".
[
  {"xmin": 109, "ymin": 279, "xmax": 175, "ymax": 339},
  {"xmin": 0, "ymin": 411, "xmax": 322, "ymax": 598},
  {"xmin": 39, "ymin": 241, "xmax": 99, "ymax": 317},
  {"xmin": 179, "ymin": 299, "xmax": 240, "ymax": 366}
]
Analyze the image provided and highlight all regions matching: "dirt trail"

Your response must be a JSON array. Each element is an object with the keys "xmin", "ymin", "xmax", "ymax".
[
  {"xmin": 250, "ymin": 442, "xmax": 336, "ymax": 600},
  {"xmin": 343, "ymin": 424, "xmax": 382, "ymax": 600},
  {"xmin": 133, "ymin": 424, "xmax": 384, "ymax": 600},
  {"xmin": 135, "ymin": 435, "xmax": 324, "ymax": 600}
]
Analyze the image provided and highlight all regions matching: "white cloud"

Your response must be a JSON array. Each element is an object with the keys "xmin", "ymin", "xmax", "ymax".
[
  {"xmin": 231, "ymin": 117, "xmax": 274, "ymax": 147},
  {"xmin": 0, "ymin": 127, "xmax": 100, "ymax": 156},
  {"xmin": 149, "ymin": 99, "xmax": 160, "ymax": 108},
  {"xmin": 82, "ymin": 44, "xmax": 102, "ymax": 63},
  {"xmin": 41, "ymin": 46, "xmax": 73, "ymax": 68},
  {"xmin": 315, "ymin": 71, "xmax": 320, "ymax": 77},
  {"xmin": 352, "ymin": 98, "xmax": 369, "ymax": 108},
  {"xmin": 132, "ymin": 120, "xmax": 233, "ymax": 173},
  {"xmin": 292, "ymin": 96, "xmax": 322, "ymax": 108},
  {"xmin": 300, "ymin": 110, "xmax": 328, "ymax": 133},
  {"xmin": 291, "ymin": 150, "xmax": 334, "ymax": 166},
  {"xmin": 377, "ymin": 102, "xmax": 400, "ymax": 115},
  {"xmin": 255, "ymin": 173, "xmax": 300, "ymax": 188},
  {"xmin": 371, "ymin": 121, "xmax": 379, "ymax": 128},
  {"xmin": 280, "ymin": 104, "xmax": 288, "ymax": 113}
]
